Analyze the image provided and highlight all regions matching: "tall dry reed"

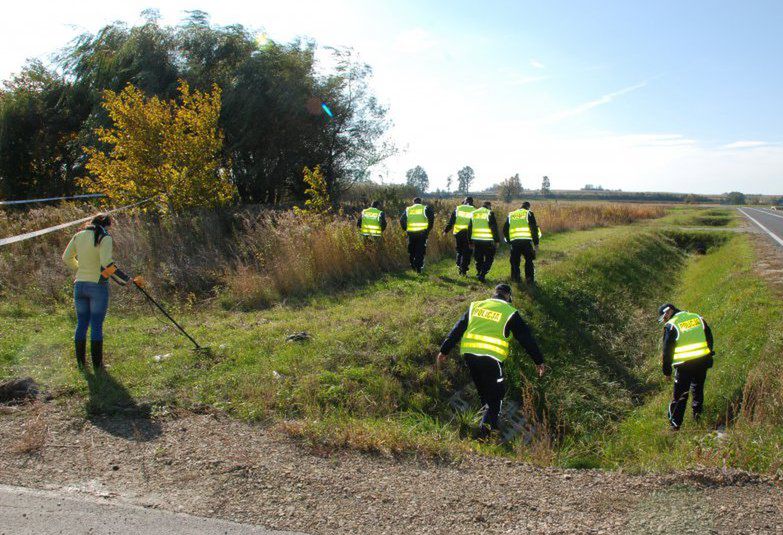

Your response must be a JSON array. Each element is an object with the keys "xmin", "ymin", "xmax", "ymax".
[{"xmin": 0, "ymin": 200, "xmax": 665, "ymax": 308}]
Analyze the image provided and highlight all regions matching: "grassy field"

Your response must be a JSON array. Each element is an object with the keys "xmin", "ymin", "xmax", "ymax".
[{"xmin": 2, "ymin": 204, "xmax": 782, "ymax": 473}]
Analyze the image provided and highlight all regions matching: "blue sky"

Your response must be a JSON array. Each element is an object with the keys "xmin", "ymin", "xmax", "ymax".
[{"xmin": 1, "ymin": 0, "xmax": 781, "ymax": 193}]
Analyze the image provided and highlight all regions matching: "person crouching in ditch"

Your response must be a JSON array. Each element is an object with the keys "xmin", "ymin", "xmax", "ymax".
[
  {"xmin": 437, "ymin": 284, "xmax": 546, "ymax": 439},
  {"xmin": 658, "ymin": 303, "xmax": 715, "ymax": 430},
  {"xmin": 62, "ymin": 214, "xmax": 142, "ymax": 371}
]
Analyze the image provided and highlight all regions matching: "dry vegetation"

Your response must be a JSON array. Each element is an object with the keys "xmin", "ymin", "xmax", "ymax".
[{"xmin": 0, "ymin": 200, "xmax": 665, "ymax": 308}]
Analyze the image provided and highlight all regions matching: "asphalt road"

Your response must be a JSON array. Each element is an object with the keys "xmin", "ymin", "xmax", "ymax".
[
  {"xmin": 739, "ymin": 207, "xmax": 783, "ymax": 247},
  {"xmin": 0, "ymin": 485, "xmax": 303, "ymax": 535}
]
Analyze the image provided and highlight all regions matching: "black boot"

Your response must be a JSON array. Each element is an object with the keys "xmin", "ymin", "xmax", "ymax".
[
  {"xmin": 91, "ymin": 340, "xmax": 104, "ymax": 371},
  {"xmin": 75, "ymin": 340, "xmax": 87, "ymax": 369}
]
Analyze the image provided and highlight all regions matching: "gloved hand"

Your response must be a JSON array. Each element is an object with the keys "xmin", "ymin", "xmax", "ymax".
[{"xmin": 132, "ymin": 275, "xmax": 147, "ymax": 288}]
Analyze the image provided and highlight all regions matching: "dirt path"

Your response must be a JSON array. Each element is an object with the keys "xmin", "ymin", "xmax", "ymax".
[{"xmin": 1, "ymin": 403, "xmax": 781, "ymax": 535}]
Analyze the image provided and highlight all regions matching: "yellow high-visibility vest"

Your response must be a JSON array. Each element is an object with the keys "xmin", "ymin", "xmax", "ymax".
[
  {"xmin": 667, "ymin": 311, "xmax": 711, "ymax": 365},
  {"xmin": 361, "ymin": 207, "xmax": 383, "ymax": 236},
  {"xmin": 460, "ymin": 298, "xmax": 517, "ymax": 361},
  {"xmin": 470, "ymin": 207, "xmax": 494, "ymax": 241},
  {"xmin": 405, "ymin": 204, "xmax": 429, "ymax": 233}
]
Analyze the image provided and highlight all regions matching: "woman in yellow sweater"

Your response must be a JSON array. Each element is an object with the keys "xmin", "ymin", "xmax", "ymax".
[{"xmin": 62, "ymin": 214, "xmax": 135, "ymax": 370}]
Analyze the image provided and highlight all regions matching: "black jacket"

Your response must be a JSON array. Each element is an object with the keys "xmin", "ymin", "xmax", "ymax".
[
  {"xmin": 502, "ymin": 210, "xmax": 540, "ymax": 246},
  {"xmin": 466, "ymin": 211, "xmax": 500, "ymax": 243},
  {"xmin": 356, "ymin": 210, "xmax": 387, "ymax": 232},
  {"xmin": 440, "ymin": 303, "xmax": 544, "ymax": 364},
  {"xmin": 662, "ymin": 317, "xmax": 714, "ymax": 376},
  {"xmin": 399, "ymin": 205, "xmax": 435, "ymax": 234}
]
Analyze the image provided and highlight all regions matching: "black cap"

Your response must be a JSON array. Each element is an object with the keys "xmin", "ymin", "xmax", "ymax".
[
  {"xmin": 522, "ymin": 201, "xmax": 531, "ymax": 209},
  {"xmin": 494, "ymin": 284, "xmax": 512, "ymax": 301},
  {"xmin": 658, "ymin": 303, "xmax": 677, "ymax": 323},
  {"xmin": 413, "ymin": 197, "xmax": 422, "ymax": 204},
  {"xmin": 464, "ymin": 196, "xmax": 474, "ymax": 205}
]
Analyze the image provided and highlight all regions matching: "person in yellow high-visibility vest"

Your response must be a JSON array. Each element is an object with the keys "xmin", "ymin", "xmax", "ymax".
[
  {"xmin": 399, "ymin": 197, "xmax": 434, "ymax": 273},
  {"xmin": 502, "ymin": 201, "xmax": 541, "ymax": 285},
  {"xmin": 466, "ymin": 201, "xmax": 499, "ymax": 282},
  {"xmin": 658, "ymin": 303, "xmax": 715, "ymax": 430},
  {"xmin": 443, "ymin": 196, "xmax": 476, "ymax": 276},
  {"xmin": 356, "ymin": 200, "xmax": 387, "ymax": 237},
  {"xmin": 437, "ymin": 284, "xmax": 546, "ymax": 439}
]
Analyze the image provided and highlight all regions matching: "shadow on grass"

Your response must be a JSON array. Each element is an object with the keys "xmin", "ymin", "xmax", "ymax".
[{"xmin": 84, "ymin": 370, "xmax": 162, "ymax": 442}]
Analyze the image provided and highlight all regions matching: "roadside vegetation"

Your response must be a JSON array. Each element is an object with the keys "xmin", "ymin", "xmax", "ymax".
[
  {"xmin": 0, "ymin": 201, "xmax": 664, "ymax": 307},
  {"xmin": 3, "ymin": 205, "xmax": 782, "ymax": 475}
]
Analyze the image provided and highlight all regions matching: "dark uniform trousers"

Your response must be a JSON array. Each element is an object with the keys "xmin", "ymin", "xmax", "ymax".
[
  {"xmin": 510, "ymin": 240, "xmax": 536, "ymax": 282},
  {"xmin": 465, "ymin": 354, "xmax": 505, "ymax": 430},
  {"xmin": 455, "ymin": 231, "xmax": 472, "ymax": 274},
  {"xmin": 668, "ymin": 360, "xmax": 709, "ymax": 428},
  {"xmin": 473, "ymin": 241, "xmax": 496, "ymax": 276},
  {"xmin": 407, "ymin": 232, "xmax": 428, "ymax": 271}
]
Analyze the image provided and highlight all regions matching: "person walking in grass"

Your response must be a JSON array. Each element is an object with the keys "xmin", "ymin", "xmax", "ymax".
[
  {"xmin": 399, "ymin": 196, "xmax": 434, "ymax": 273},
  {"xmin": 62, "ymin": 214, "xmax": 140, "ymax": 371},
  {"xmin": 443, "ymin": 196, "xmax": 476, "ymax": 276},
  {"xmin": 503, "ymin": 201, "xmax": 540, "ymax": 285},
  {"xmin": 437, "ymin": 284, "xmax": 546, "ymax": 439},
  {"xmin": 357, "ymin": 200, "xmax": 387, "ymax": 237},
  {"xmin": 467, "ymin": 201, "xmax": 500, "ymax": 282},
  {"xmin": 658, "ymin": 303, "xmax": 715, "ymax": 430}
]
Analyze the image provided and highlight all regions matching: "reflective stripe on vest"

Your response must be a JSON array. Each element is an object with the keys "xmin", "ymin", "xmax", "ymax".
[
  {"xmin": 361, "ymin": 207, "xmax": 383, "ymax": 236},
  {"xmin": 508, "ymin": 209, "xmax": 532, "ymax": 240},
  {"xmin": 453, "ymin": 205, "xmax": 476, "ymax": 234},
  {"xmin": 667, "ymin": 311, "xmax": 711, "ymax": 364},
  {"xmin": 406, "ymin": 204, "xmax": 428, "ymax": 232},
  {"xmin": 470, "ymin": 207, "xmax": 494, "ymax": 241},
  {"xmin": 460, "ymin": 298, "xmax": 516, "ymax": 361}
]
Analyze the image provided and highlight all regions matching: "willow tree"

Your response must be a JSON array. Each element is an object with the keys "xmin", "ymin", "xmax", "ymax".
[{"xmin": 83, "ymin": 80, "xmax": 235, "ymax": 212}]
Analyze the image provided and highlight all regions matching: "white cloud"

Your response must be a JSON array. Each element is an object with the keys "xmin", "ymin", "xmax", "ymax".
[
  {"xmin": 721, "ymin": 140, "xmax": 773, "ymax": 150},
  {"xmin": 530, "ymin": 59, "xmax": 545, "ymax": 69},
  {"xmin": 542, "ymin": 81, "xmax": 647, "ymax": 123}
]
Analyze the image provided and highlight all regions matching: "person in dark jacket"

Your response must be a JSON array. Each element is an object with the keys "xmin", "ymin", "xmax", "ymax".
[
  {"xmin": 437, "ymin": 284, "xmax": 546, "ymax": 438},
  {"xmin": 658, "ymin": 303, "xmax": 715, "ymax": 430},
  {"xmin": 399, "ymin": 197, "xmax": 435, "ymax": 273},
  {"xmin": 502, "ymin": 201, "xmax": 540, "ymax": 285},
  {"xmin": 467, "ymin": 201, "xmax": 500, "ymax": 282},
  {"xmin": 357, "ymin": 200, "xmax": 387, "ymax": 237},
  {"xmin": 443, "ymin": 197, "xmax": 476, "ymax": 276}
]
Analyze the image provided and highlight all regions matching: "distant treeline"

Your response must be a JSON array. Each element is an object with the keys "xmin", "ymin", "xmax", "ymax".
[
  {"xmin": 0, "ymin": 10, "xmax": 391, "ymax": 204},
  {"xmin": 426, "ymin": 189, "xmax": 781, "ymax": 205}
]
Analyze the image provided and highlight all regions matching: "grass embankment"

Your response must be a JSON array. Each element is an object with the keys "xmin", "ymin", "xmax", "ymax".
[
  {"xmin": 2, "ymin": 221, "xmax": 681, "ymax": 459},
  {"xmin": 4, "ymin": 205, "xmax": 781, "ymax": 472},
  {"xmin": 601, "ymin": 233, "xmax": 783, "ymax": 473}
]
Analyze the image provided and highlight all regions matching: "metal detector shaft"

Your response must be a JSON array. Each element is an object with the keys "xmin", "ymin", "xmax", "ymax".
[{"xmin": 133, "ymin": 281, "xmax": 202, "ymax": 349}]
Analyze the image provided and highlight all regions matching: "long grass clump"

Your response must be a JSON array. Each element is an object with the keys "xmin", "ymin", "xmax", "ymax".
[{"xmin": 0, "ymin": 200, "xmax": 666, "ymax": 308}]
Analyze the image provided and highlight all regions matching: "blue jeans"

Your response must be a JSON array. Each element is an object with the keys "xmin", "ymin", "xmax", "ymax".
[{"xmin": 74, "ymin": 282, "xmax": 109, "ymax": 342}]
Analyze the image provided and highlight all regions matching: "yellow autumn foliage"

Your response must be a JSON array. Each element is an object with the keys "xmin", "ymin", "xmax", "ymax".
[
  {"xmin": 83, "ymin": 80, "xmax": 235, "ymax": 213},
  {"xmin": 296, "ymin": 165, "xmax": 331, "ymax": 215}
]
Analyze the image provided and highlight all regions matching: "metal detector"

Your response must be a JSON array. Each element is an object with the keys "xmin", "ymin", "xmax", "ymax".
[{"xmin": 132, "ymin": 280, "xmax": 204, "ymax": 351}]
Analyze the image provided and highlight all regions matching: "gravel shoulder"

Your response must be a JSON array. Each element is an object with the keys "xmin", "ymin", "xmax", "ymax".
[{"xmin": 1, "ymin": 402, "xmax": 781, "ymax": 535}]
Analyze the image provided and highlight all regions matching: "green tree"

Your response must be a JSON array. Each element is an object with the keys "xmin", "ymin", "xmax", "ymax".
[
  {"xmin": 1, "ymin": 12, "xmax": 392, "ymax": 206},
  {"xmin": 0, "ymin": 62, "xmax": 88, "ymax": 199},
  {"xmin": 725, "ymin": 191, "xmax": 746, "ymax": 205},
  {"xmin": 541, "ymin": 175, "xmax": 551, "ymax": 195},
  {"xmin": 498, "ymin": 173, "xmax": 523, "ymax": 202},
  {"xmin": 457, "ymin": 165, "xmax": 475, "ymax": 194},
  {"xmin": 405, "ymin": 165, "xmax": 429, "ymax": 194},
  {"xmin": 83, "ymin": 81, "xmax": 234, "ymax": 213}
]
